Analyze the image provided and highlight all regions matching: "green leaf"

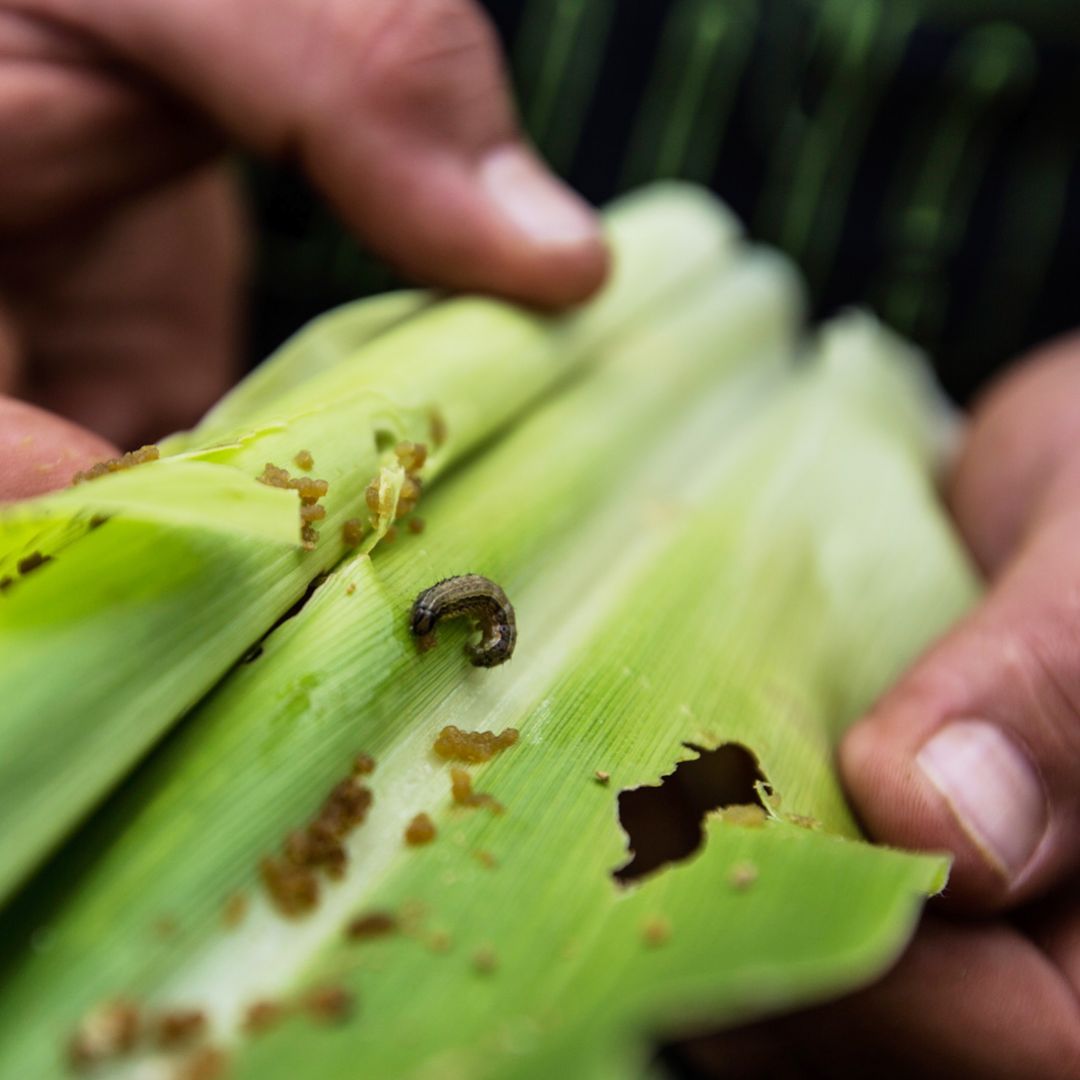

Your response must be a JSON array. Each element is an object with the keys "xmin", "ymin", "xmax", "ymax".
[
  {"xmin": 0, "ymin": 184, "xmax": 742, "ymax": 901},
  {"xmin": 0, "ymin": 227, "xmax": 977, "ymax": 1080}
]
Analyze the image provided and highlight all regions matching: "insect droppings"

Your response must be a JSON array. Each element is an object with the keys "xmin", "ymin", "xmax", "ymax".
[
  {"xmin": 71, "ymin": 444, "xmax": 159, "ymax": 485},
  {"xmin": 642, "ymin": 916, "xmax": 672, "ymax": 947},
  {"xmin": 154, "ymin": 1008, "xmax": 207, "ymax": 1050},
  {"xmin": 433, "ymin": 725, "xmax": 518, "ymax": 763},
  {"xmin": 67, "ymin": 999, "xmax": 141, "ymax": 1070},
  {"xmin": 304, "ymin": 985, "xmax": 354, "ymax": 1024},
  {"xmin": 409, "ymin": 575, "xmax": 516, "ymax": 668},
  {"xmin": 727, "ymin": 861, "xmax": 759, "ymax": 891},
  {"xmin": 405, "ymin": 813, "xmax": 436, "ymax": 846},
  {"xmin": 342, "ymin": 518, "xmax": 365, "ymax": 547},
  {"xmin": 242, "ymin": 1000, "xmax": 286, "ymax": 1036},
  {"xmin": 345, "ymin": 911, "xmax": 398, "ymax": 941},
  {"xmin": 449, "ymin": 768, "xmax": 504, "ymax": 813}
]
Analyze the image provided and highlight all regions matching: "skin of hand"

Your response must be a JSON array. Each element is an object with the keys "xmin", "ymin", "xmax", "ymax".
[
  {"xmin": 678, "ymin": 335, "xmax": 1080, "ymax": 1079},
  {"xmin": 0, "ymin": 0, "xmax": 609, "ymax": 497}
]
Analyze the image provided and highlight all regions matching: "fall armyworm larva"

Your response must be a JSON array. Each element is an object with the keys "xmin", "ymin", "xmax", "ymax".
[{"xmin": 409, "ymin": 575, "xmax": 517, "ymax": 667}]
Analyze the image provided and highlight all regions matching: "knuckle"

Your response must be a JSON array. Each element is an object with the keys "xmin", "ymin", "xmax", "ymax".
[{"xmin": 311, "ymin": 0, "xmax": 509, "ymax": 139}]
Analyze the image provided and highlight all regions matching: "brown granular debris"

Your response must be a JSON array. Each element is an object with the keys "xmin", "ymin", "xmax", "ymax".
[
  {"xmin": 292, "ymin": 476, "xmax": 328, "ymax": 503},
  {"xmin": 427, "ymin": 930, "xmax": 453, "ymax": 953},
  {"xmin": 433, "ymin": 726, "xmax": 519, "ymax": 764},
  {"xmin": 67, "ymin": 999, "xmax": 140, "ymax": 1070},
  {"xmin": 405, "ymin": 813, "xmax": 436, "ymax": 846},
  {"xmin": 319, "ymin": 779, "xmax": 374, "ymax": 833},
  {"xmin": 285, "ymin": 823, "xmax": 346, "ymax": 880},
  {"xmin": 474, "ymin": 849, "xmax": 497, "ymax": 869},
  {"xmin": 407, "ymin": 517, "xmax": 425, "ymax": 534},
  {"xmin": 642, "ymin": 916, "xmax": 672, "ymax": 947},
  {"xmin": 721, "ymin": 804, "xmax": 768, "ymax": 828},
  {"xmin": 727, "ymin": 861, "xmax": 759, "ymax": 891},
  {"xmin": 294, "ymin": 449, "xmax": 315, "ymax": 471},
  {"xmin": 342, "ymin": 518, "xmax": 365, "ymax": 547},
  {"xmin": 394, "ymin": 441, "xmax": 427, "ymax": 472},
  {"xmin": 176, "ymin": 1045, "xmax": 227, "ymax": 1080},
  {"xmin": 787, "ymin": 812, "xmax": 822, "ymax": 830},
  {"xmin": 242, "ymin": 1000, "xmax": 286, "ymax": 1036},
  {"xmin": 258, "ymin": 463, "xmax": 292, "ymax": 489},
  {"xmin": 383, "ymin": 524, "xmax": 398, "ymax": 543},
  {"xmin": 72, "ymin": 444, "xmax": 159, "ymax": 485},
  {"xmin": 345, "ymin": 911, "xmax": 398, "ymax": 941},
  {"xmin": 345, "ymin": 582, "xmax": 357, "ymax": 596},
  {"xmin": 259, "ymin": 776, "xmax": 372, "ymax": 916},
  {"xmin": 594, "ymin": 770, "xmax": 611, "ymax": 785},
  {"xmin": 351, "ymin": 753, "xmax": 376, "ymax": 777},
  {"xmin": 364, "ymin": 479, "xmax": 381, "ymax": 514},
  {"xmin": 472, "ymin": 946, "xmax": 498, "ymax": 975},
  {"xmin": 394, "ymin": 475, "xmax": 422, "ymax": 519},
  {"xmin": 257, "ymin": 462, "xmax": 330, "ymax": 549},
  {"xmin": 429, "ymin": 408, "xmax": 448, "ymax": 448},
  {"xmin": 17, "ymin": 551, "xmax": 52, "ymax": 576},
  {"xmin": 154, "ymin": 1008, "xmax": 206, "ymax": 1050},
  {"xmin": 449, "ymin": 768, "xmax": 503, "ymax": 814},
  {"xmin": 260, "ymin": 857, "xmax": 319, "ymax": 918},
  {"xmin": 304, "ymin": 986, "xmax": 354, "ymax": 1024},
  {"xmin": 222, "ymin": 892, "xmax": 248, "ymax": 929}
]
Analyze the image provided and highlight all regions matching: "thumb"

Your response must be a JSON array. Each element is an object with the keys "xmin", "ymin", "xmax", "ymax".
[
  {"xmin": 39, "ymin": 0, "xmax": 608, "ymax": 306},
  {"xmin": 842, "ymin": 348, "xmax": 1080, "ymax": 910},
  {"xmin": 842, "ymin": 519, "xmax": 1080, "ymax": 910}
]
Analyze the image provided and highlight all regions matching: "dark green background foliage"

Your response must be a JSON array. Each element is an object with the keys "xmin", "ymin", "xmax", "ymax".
[{"xmin": 248, "ymin": 0, "xmax": 1080, "ymax": 402}]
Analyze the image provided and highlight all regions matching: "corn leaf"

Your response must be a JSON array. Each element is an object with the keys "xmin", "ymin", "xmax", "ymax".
[
  {"xmin": 0, "ymin": 216, "xmax": 978, "ymax": 1080},
  {"xmin": 0, "ymin": 185, "xmax": 742, "ymax": 902}
]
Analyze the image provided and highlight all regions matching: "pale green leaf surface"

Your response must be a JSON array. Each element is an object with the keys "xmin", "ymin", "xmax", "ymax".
[
  {"xmin": 0, "ymin": 462, "xmax": 300, "ymax": 580},
  {"xmin": 170, "ymin": 290, "xmax": 433, "ymax": 451},
  {"xmin": 0, "ymin": 184, "xmax": 739, "ymax": 901},
  {"xmin": 0, "ymin": 294, "xmax": 979, "ymax": 1080},
  {"xmin": 0, "ymin": 247, "xmax": 801, "ymax": 1079}
]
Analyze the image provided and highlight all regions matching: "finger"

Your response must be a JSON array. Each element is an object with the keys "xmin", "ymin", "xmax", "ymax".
[
  {"xmin": 950, "ymin": 331, "xmax": 1080, "ymax": 574},
  {"xmin": 32, "ymin": 0, "xmax": 608, "ymax": 306},
  {"xmin": 842, "ymin": 333, "xmax": 1080, "ymax": 911},
  {"xmin": 0, "ymin": 395, "xmax": 116, "ymax": 499},
  {"xmin": 781, "ymin": 916, "xmax": 1080, "ymax": 1080},
  {"xmin": 1017, "ymin": 870, "xmax": 1080, "ymax": 999},
  {"xmin": 0, "ymin": 9, "xmax": 217, "ymax": 231},
  {"xmin": 841, "ymin": 505, "xmax": 1080, "ymax": 910},
  {"xmin": 11, "ymin": 163, "xmax": 246, "ymax": 447},
  {"xmin": 669, "ymin": 918, "xmax": 1080, "ymax": 1080}
]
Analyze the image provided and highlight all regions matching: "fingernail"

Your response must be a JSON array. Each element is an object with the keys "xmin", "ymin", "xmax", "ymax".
[
  {"xmin": 480, "ymin": 145, "xmax": 600, "ymax": 246},
  {"xmin": 917, "ymin": 720, "xmax": 1047, "ymax": 879}
]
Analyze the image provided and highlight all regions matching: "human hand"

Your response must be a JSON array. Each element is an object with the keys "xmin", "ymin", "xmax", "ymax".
[
  {"xmin": 675, "ymin": 335, "xmax": 1080, "ymax": 1079},
  {"xmin": 0, "ymin": 0, "xmax": 608, "ymax": 498}
]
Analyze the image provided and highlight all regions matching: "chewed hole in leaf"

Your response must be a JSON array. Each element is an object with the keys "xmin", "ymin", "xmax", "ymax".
[{"xmin": 613, "ymin": 743, "xmax": 769, "ymax": 885}]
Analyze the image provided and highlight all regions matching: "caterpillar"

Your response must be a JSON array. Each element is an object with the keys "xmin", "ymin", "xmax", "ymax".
[{"xmin": 409, "ymin": 575, "xmax": 517, "ymax": 668}]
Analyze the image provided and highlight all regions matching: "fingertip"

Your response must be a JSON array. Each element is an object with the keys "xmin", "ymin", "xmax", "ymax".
[
  {"xmin": 475, "ymin": 144, "xmax": 610, "ymax": 306},
  {"xmin": 0, "ymin": 397, "xmax": 117, "ymax": 501},
  {"xmin": 332, "ymin": 138, "xmax": 610, "ymax": 309}
]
